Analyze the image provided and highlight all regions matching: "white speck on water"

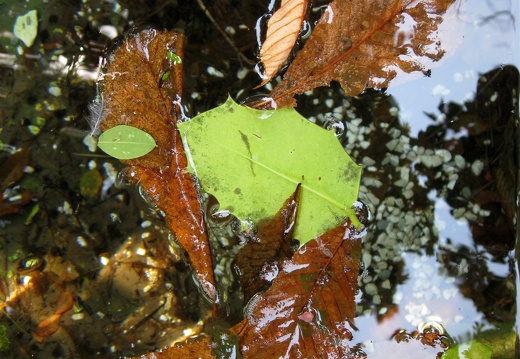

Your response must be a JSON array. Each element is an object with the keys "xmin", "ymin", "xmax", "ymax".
[
  {"xmin": 453, "ymin": 72, "xmax": 464, "ymax": 82},
  {"xmin": 206, "ymin": 66, "xmax": 224, "ymax": 78},
  {"xmin": 471, "ymin": 160, "xmax": 484, "ymax": 176}
]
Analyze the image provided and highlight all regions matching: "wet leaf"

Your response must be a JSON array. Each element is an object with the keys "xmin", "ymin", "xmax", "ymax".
[
  {"xmin": 32, "ymin": 314, "xmax": 61, "ymax": 343},
  {"xmin": 31, "ymin": 289, "xmax": 73, "ymax": 343},
  {"xmin": 237, "ymin": 217, "xmax": 365, "ymax": 358},
  {"xmin": 99, "ymin": 29, "xmax": 216, "ymax": 301},
  {"xmin": 178, "ymin": 97, "xmax": 362, "ymax": 245},
  {"xmin": 97, "ymin": 125, "xmax": 156, "ymax": 160},
  {"xmin": 131, "ymin": 337, "xmax": 216, "ymax": 359},
  {"xmin": 0, "ymin": 148, "xmax": 31, "ymax": 192},
  {"xmin": 79, "ymin": 168, "xmax": 103, "ymax": 199},
  {"xmin": 267, "ymin": 0, "xmax": 456, "ymax": 107},
  {"xmin": 13, "ymin": 10, "xmax": 38, "ymax": 47},
  {"xmin": 235, "ymin": 184, "xmax": 300, "ymax": 303},
  {"xmin": 257, "ymin": 0, "xmax": 308, "ymax": 87},
  {"xmin": 45, "ymin": 256, "xmax": 79, "ymax": 282}
]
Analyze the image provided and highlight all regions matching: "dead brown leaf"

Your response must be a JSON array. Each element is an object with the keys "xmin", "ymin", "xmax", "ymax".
[
  {"xmin": 99, "ymin": 29, "xmax": 216, "ymax": 301},
  {"xmin": 237, "ymin": 217, "xmax": 366, "ymax": 358},
  {"xmin": 235, "ymin": 184, "xmax": 300, "ymax": 303},
  {"xmin": 32, "ymin": 290, "xmax": 75, "ymax": 342},
  {"xmin": 32, "ymin": 313, "xmax": 62, "ymax": 343},
  {"xmin": 0, "ymin": 148, "xmax": 31, "ymax": 191},
  {"xmin": 45, "ymin": 255, "xmax": 80, "ymax": 283},
  {"xmin": 257, "ymin": 0, "xmax": 308, "ymax": 87},
  {"xmin": 131, "ymin": 336, "xmax": 216, "ymax": 359},
  {"xmin": 265, "ymin": 0, "xmax": 456, "ymax": 107}
]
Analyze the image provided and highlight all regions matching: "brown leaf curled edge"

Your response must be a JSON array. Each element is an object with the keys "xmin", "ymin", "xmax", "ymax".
[
  {"xmin": 269, "ymin": 0, "xmax": 456, "ymax": 107},
  {"xmin": 257, "ymin": 0, "xmax": 308, "ymax": 87},
  {"xmin": 99, "ymin": 29, "xmax": 216, "ymax": 301}
]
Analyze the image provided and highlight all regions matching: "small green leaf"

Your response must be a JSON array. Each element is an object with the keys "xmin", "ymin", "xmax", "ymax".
[
  {"xmin": 98, "ymin": 125, "xmax": 156, "ymax": 160},
  {"xmin": 178, "ymin": 97, "xmax": 362, "ymax": 245},
  {"xmin": 13, "ymin": 10, "xmax": 38, "ymax": 47},
  {"xmin": 161, "ymin": 71, "xmax": 170, "ymax": 80},
  {"xmin": 166, "ymin": 51, "xmax": 182, "ymax": 64}
]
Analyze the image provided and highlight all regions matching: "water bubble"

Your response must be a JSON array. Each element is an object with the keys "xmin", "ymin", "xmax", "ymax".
[{"xmin": 323, "ymin": 116, "xmax": 346, "ymax": 138}]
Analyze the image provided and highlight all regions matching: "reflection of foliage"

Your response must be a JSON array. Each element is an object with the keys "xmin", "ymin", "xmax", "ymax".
[
  {"xmin": 440, "ymin": 244, "xmax": 515, "ymax": 323},
  {"xmin": 418, "ymin": 65, "xmax": 518, "ymax": 254},
  {"xmin": 416, "ymin": 64, "xmax": 518, "ymax": 326}
]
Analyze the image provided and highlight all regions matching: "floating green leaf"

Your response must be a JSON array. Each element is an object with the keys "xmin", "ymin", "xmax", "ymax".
[
  {"xmin": 178, "ymin": 97, "xmax": 361, "ymax": 245},
  {"xmin": 13, "ymin": 10, "xmax": 38, "ymax": 47},
  {"xmin": 98, "ymin": 125, "xmax": 156, "ymax": 160}
]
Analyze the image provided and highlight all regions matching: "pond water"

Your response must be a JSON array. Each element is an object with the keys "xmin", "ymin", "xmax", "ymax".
[{"xmin": 0, "ymin": 0, "xmax": 517, "ymax": 358}]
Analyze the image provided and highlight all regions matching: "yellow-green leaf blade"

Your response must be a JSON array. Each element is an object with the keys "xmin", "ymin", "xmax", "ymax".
[
  {"xmin": 98, "ymin": 125, "xmax": 156, "ymax": 160},
  {"xmin": 178, "ymin": 97, "xmax": 361, "ymax": 245}
]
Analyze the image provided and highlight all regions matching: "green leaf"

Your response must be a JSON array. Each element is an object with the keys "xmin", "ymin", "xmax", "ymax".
[
  {"xmin": 442, "ymin": 339, "xmax": 493, "ymax": 359},
  {"xmin": 166, "ymin": 51, "xmax": 182, "ymax": 64},
  {"xmin": 98, "ymin": 125, "xmax": 156, "ymax": 160},
  {"xmin": 13, "ymin": 10, "xmax": 38, "ymax": 47},
  {"xmin": 178, "ymin": 97, "xmax": 361, "ymax": 245}
]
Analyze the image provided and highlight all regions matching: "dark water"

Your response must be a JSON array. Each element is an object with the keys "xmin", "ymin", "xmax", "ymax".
[{"xmin": 0, "ymin": 0, "xmax": 517, "ymax": 358}]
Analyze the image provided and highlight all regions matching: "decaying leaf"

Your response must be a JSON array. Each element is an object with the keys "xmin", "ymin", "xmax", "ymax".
[
  {"xmin": 130, "ymin": 336, "xmax": 216, "ymax": 359},
  {"xmin": 99, "ymin": 29, "xmax": 216, "ymax": 301},
  {"xmin": 237, "ymin": 215, "xmax": 366, "ymax": 358},
  {"xmin": 178, "ymin": 97, "xmax": 362, "ymax": 245},
  {"xmin": 266, "ymin": 0, "xmax": 456, "ymax": 107},
  {"xmin": 0, "ymin": 148, "xmax": 31, "ymax": 191},
  {"xmin": 257, "ymin": 0, "xmax": 308, "ymax": 87},
  {"xmin": 0, "ymin": 148, "xmax": 33, "ymax": 216},
  {"xmin": 235, "ymin": 184, "xmax": 300, "ymax": 303},
  {"xmin": 32, "ymin": 314, "xmax": 62, "ymax": 343},
  {"xmin": 32, "ymin": 291, "xmax": 75, "ymax": 343}
]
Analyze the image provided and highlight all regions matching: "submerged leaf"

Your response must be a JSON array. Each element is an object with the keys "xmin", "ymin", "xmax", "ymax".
[
  {"xmin": 267, "ymin": 0, "xmax": 457, "ymax": 107},
  {"xmin": 178, "ymin": 97, "xmax": 361, "ymax": 245},
  {"xmin": 257, "ymin": 0, "xmax": 308, "ymax": 87},
  {"xmin": 97, "ymin": 125, "xmax": 156, "ymax": 160}
]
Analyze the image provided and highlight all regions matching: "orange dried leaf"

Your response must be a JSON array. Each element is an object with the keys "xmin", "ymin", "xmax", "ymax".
[
  {"xmin": 268, "ymin": 0, "xmax": 456, "ymax": 107},
  {"xmin": 32, "ymin": 313, "xmax": 61, "ymax": 342},
  {"xmin": 238, "ymin": 218, "xmax": 366, "ymax": 358},
  {"xmin": 131, "ymin": 337, "xmax": 216, "ymax": 359},
  {"xmin": 55, "ymin": 290, "xmax": 74, "ymax": 315},
  {"xmin": 258, "ymin": 0, "xmax": 308, "ymax": 87},
  {"xmin": 99, "ymin": 29, "xmax": 216, "ymax": 301},
  {"xmin": 45, "ymin": 256, "xmax": 80, "ymax": 282}
]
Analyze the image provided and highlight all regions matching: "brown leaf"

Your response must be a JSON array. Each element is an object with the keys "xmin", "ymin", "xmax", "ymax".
[
  {"xmin": 99, "ymin": 29, "xmax": 216, "ymax": 301},
  {"xmin": 237, "ymin": 218, "xmax": 366, "ymax": 358},
  {"xmin": 235, "ymin": 184, "xmax": 300, "ymax": 303},
  {"xmin": 0, "ymin": 148, "xmax": 31, "ymax": 191},
  {"xmin": 45, "ymin": 255, "xmax": 80, "ymax": 282},
  {"xmin": 257, "ymin": 0, "xmax": 308, "ymax": 87},
  {"xmin": 55, "ymin": 290, "xmax": 74, "ymax": 315},
  {"xmin": 0, "ymin": 188, "xmax": 32, "ymax": 217},
  {"xmin": 267, "ymin": 0, "xmax": 456, "ymax": 107},
  {"xmin": 131, "ymin": 337, "xmax": 216, "ymax": 359},
  {"xmin": 32, "ymin": 313, "xmax": 62, "ymax": 343}
]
